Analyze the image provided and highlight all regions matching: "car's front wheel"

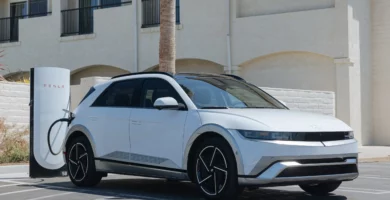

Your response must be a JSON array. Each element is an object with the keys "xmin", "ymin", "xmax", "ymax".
[
  {"xmin": 66, "ymin": 136, "xmax": 102, "ymax": 187},
  {"xmin": 192, "ymin": 137, "xmax": 239, "ymax": 200},
  {"xmin": 299, "ymin": 182, "xmax": 342, "ymax": 196}
]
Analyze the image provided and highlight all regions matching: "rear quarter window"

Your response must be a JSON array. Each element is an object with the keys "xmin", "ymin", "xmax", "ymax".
[{"xmin": 79, "ymin": 87, "xmax": 96, "ymax": 105}]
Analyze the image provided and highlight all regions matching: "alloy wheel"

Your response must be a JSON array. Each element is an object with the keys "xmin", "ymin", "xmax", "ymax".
[
  {"xmin": 68, "ymin": 143, "xmax": 89, "ymax": 182},
  {"xmin": 196, "ymin": 146, "xmax": 228, "ymax": 196}
]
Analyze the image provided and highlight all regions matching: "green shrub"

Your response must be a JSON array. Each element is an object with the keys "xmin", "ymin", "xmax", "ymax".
[{"xmin": 0, "ymin": 118, "xmax": 29, "ymax": 164}]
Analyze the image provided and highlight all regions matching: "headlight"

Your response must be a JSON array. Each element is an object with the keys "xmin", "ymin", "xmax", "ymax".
[
  {"xmin": 345, "ymin": 131, "xmax": 354, "ymax": 139},
  {"xmin": 237, "ymin": 130, "xmax": 293, "ymax": 140}
]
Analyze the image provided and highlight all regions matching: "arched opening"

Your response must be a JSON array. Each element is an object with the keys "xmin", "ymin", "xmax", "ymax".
[
  {"xmin": 71, "ymin": 65, "xmax": 129, "ymax": 85},
  {"xmin": 240, "ymin": 51, "xmax": 336, "ymax": 92},
  {"xmin": 145, "ymin": 59, "xmax": 224, "ymax": 74}
]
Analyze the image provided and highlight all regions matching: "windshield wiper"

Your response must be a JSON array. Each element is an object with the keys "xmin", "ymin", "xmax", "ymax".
[{"xmin": 200, "ymin": 106, "xmax": 228, "ymax": 109}]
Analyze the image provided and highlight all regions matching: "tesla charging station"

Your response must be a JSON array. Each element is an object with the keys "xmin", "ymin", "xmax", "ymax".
[{"xmin": 29, "ymin": 67, "xmax": 70, "ymax": 178}]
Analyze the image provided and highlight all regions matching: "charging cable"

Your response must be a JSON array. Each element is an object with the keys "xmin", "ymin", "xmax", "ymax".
[{"xmin": 47, "ymin": 110, "xmax": 75, "ymax": 155}]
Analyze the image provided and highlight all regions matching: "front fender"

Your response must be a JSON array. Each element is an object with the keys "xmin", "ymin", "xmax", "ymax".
[
  {"xmin": 182, "ymin": 124, "xmax": 245, "ymax": 175},
  {"xmin": 62, "ymin": 124, "xmax": 97, "ymax": 156}
]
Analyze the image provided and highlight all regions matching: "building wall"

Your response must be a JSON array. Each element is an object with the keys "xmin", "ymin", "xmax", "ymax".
[
  {"xmin": 0, "ymin": 82, "xmax": 30, "ymax": 129},
  {"xmin": 71, "ymin": 65, "xmax": 128, "ymax": 85},
  {"xmin": 262, "ymin": 87, "xmax": 335, "ymax": 116},
  {"xmin": 148, "ymin": 59, "xmax": 225, "ymax": 74},
  {"xmin": 1, "ymin": 0, "xmax": 349, "ymax": 77},
  {"xmin": 372, "ymin": 0, "xmax": 390, "ymax": 145},
  {"xmin": 237, "ymin": 0, "xmax": 335, "ymax": 18},
  {"xmin": 240, "ymin": 52, "xmax": 336, "ymax": 92}
]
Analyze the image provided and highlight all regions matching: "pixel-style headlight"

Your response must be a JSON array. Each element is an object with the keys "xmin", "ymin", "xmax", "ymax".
[
  {"xmin": 345, "ymin": 131, "xmax": 354, "ymax": 139},
  {"xmin": 238, "ymin": 130, "xmax": 293, "ymax": 140}
]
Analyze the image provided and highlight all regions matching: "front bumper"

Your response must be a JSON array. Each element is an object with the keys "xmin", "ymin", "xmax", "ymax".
[
  {"xmin": 228, "ymin": 130, "xmax": 359, "ymax": 186},
  {"xmin": 238, "ymin": 157, "xmax": 358, "ymax": 186}
]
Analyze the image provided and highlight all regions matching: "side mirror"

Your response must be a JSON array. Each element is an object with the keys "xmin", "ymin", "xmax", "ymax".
[{"xmin": 154, "ymin": 97, "xmax": 185, "ymax": 110}]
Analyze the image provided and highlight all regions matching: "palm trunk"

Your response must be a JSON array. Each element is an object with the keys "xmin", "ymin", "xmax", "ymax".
[{"xmin": 159, "ymin": 0, "xmax": 176, "ymax": 74}]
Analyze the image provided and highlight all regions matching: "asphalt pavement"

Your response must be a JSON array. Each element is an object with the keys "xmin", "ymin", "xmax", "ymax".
[{"xmin": 0, "ymin": 162, "xmax": 390, "ymax": 200}]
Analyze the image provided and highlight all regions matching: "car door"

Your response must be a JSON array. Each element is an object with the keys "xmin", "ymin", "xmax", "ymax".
[
  {"xmin": 130, "ymin": 78, "xmax": 188, "ymax": 170},
  {"xmin": 88, "ymin": 79, "xmax": 141, "ymax": 162}
]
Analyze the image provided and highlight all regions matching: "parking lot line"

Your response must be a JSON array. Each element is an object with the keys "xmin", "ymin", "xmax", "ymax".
[
  {"xmin": 0, "ymin": 179, "xmax": 169, "ymax": 200},
  {"xmin": 360, "ymin": 176, "xmax": 390, "ymax": 180},
  {"xmin": 0, "ymin": 183, "xmax": 21, "ymax": 188},
  {"xmin": 26, "ymin": 192, "xmax": 74, "ymax": 200},
  {"xmin": 0, "ymin": 188, "xmax": 44, "ymax": 197}
]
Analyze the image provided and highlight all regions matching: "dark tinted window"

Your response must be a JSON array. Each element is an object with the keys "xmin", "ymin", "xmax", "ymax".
[
  {"xmin": 92, "ymin": 80, "xmax": 140, "ymax": 107},
  {"xmin": 140, "ymin": 78, "xmax": 184, "ymax": 108}
]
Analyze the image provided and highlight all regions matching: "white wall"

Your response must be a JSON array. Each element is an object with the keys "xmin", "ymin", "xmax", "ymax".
[
  {"xmin": 240, "ymin": 52, "xmax": 336, "ymax": 92},
  {"xmin": 0, "ymin": 82, "xmax": 29, "ymax": 129},
  {"xmin": 232, "ymin": 0, "xmax": 349, "ymax": 66},
  {"xmin": 262, "ymin": 87, "xmax": 335, "ymax": 116},
  {"xmin": 372, "ymin": 0, "xmax": 390, "ymax": 145},
  {"xmin": 237, "ymin": 0, "xmax": 335, "ymax": 18},
  {"xmin": 71, "ymin": 65, "xmax": 128, "ymax": 85}
]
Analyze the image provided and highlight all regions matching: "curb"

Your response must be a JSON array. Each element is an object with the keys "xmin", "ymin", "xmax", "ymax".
[{"xmin": 359, "ymin": 156, "xmax": 390, "ymax": 163}]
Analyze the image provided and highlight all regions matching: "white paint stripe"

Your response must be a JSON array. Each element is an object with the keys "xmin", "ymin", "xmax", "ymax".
[
  {"xmin": 0, "ymin": 188, "xmax": 43, "ymax": 196},
  {"xmin": 274, "ymin": 185, "xmax": 390, "ymax": 195},
  {"xmin": 1, "ymin": 180, "xmax": 168, "ymax": 200},
  {"xmin": 0, "ymin": 173, "xmax": 29, "ymax": 179},
  {"xmin": 360, "ymin": 176, "xmax": 390, "ymax": 180},
  {"xmin": 0, "ymin": 165, "xmax": 29, "ymax": 169},
  {"xmin": 0, "ymin": 183, "xmax": 20, "ymax": 188},
  {"xmin": 26, "ymin": 192, "xmax": 74, "ymax": 200},
  {"xmin": 337, "ymin": 189, "xmax": 380, "ymax": 194},
  {"xmin": 340, "ymin": 186, "xmax": 390, "ymax": 192}
]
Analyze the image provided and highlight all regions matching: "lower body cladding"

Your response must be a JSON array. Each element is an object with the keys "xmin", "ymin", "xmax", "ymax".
[{"xmin": 94, "ymin": 159, "xmax": 189, "ymax": 181}]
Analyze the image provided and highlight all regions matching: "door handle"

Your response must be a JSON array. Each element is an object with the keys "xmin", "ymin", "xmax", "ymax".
[
  {"xmin": 131, "ymin": 120, "xmax": 141, "ymax": 125},
  {"xmin": 89, "ymin": 117, "xmax": 98, "ymax": 121}
]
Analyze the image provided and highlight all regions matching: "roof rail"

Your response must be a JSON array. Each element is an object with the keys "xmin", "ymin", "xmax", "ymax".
[
  {"xmin": 111, "ymin": 72, "xmax": 174, "ymax": 79},
  {"xmin": 221, "ymin": 74, "xmax": 246, "ymax": 82}
]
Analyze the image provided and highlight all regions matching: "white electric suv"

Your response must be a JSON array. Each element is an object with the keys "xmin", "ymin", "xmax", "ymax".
[{"xmin": 63, "ymin": 72, "xmax": 359, "ymax": 199}]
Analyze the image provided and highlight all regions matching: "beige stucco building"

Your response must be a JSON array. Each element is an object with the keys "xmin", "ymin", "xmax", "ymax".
[{"xmin": 0, "ymin": 0, "xmax": 389, "ymax": 146}]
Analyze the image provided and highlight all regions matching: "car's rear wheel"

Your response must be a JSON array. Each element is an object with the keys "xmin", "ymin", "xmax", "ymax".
[
  {"xmin": 67, "ymin": 136, "xmax": 102, "ymax": 187},
  {"xmin": 299, "ymin": 181, "xmax": 342, "ymax": 196},
  {"xmin": 192, "ymin": 137, "xmax": 239, "ymax": 200}
]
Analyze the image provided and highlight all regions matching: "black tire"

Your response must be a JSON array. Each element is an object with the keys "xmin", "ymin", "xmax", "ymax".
[
  {"xmin": 66, "ymin": 136, "xmax": 102, "ymax": 187},
  {"xmin": 191, "ymin": 137, "xmax": 239, "ymax": 200},
  {"xmin": 299, "ymin": 182, "xmax": 342, "ymax": 196}
]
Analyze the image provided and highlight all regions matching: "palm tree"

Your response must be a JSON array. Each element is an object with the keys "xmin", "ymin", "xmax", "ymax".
[{"xmin": 159, "ymin": 0, "xmax": 176, "ymax": 74}]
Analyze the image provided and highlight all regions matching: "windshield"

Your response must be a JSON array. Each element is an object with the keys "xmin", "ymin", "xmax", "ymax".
[{"xmin": 176, "ymin": 75, "xmax": 286, "ymax": 109}]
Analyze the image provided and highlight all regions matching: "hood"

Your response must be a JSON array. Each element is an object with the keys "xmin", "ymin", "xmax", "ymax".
[{"xmin": 198, "ymin": 108, "xmax": 352, "ymax": 132}]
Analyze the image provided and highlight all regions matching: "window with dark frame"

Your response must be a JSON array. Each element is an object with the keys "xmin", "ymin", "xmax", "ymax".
[
  {"xmin": 92, "ymin": 80, "xmax": 140, "ymax": 107},
  {"xmin": 140, "ymin": 78, "xmax": 184, "ymax": 108},
  {"xmin": 141, "ymin": 0, "xmax": 180, "ymax": 28},
  {"xmin": 29, "ymin": 0, "xmax": 48, "ymax": 17}
]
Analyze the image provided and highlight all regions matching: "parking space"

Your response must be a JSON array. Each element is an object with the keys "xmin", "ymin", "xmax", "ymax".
[{"xmin": 0, "ymin": 162, "xmax": 389, "ymax": 200}]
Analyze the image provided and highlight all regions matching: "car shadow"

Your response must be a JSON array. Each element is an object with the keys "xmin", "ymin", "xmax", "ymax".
[{"xmin": 18, "ymin": 177, "xmax": 348, "ymax": 200}]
